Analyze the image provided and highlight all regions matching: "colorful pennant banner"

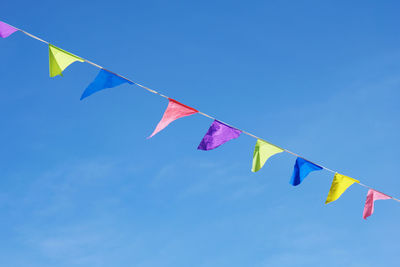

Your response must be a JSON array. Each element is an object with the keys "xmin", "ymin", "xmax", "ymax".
[
  {"xmin": 0, "ymin": 21, "xmax": 17, "ymax": 38},
  {"xmin": 81, "ymin": 69, "xmax": 133, "ymax": 100},
  {"xmin": 251, "ymin": 139, "xmax": 283, "ymax": 172},
  {"xmin": 325, "ymin": 173, "xmax": 359, "ymax": 204},
  {"xmin": 363, "ymin": 189, "xmax": 391, "ymax": 219},
  {"xmin": 1, "ymin": 20, "xmax": 398, "ymax": 220},
  {"xmin": 49, "ymin": 44, "xmax": 84, "ymax": 77},
  {"xmin": 198, "ymin": 120, "xmax": 241, "ymax": 150},
  {"xmin": 148, "ymin": 99, "xmax": 198, "ymax": 138},
  {"xmin": 290, "ymin": 158, "xmax": 322, "ymax": 186}
]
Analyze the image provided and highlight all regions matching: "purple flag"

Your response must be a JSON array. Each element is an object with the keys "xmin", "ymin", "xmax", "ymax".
[
  {"xmin": 198, "ymin": 120, "xmax": 241, "ymax": 150},
  {"xmin": 0, "ymin": 21, "xmax": 17, "ymax": 38}
]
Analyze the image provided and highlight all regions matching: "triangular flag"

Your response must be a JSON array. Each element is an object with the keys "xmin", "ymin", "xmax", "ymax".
[
  {"xmin": 49, "ymin": 44, "xmax": 84, "ymax": 77},
  {"xmin": 197, "ymin": 120, "xmax": 241, "ymax": 150},
  {"xmin": 363, "ymin": 189, "xmax": 391, "ymax": 219},
  {"xmin": 251, "ymin": 139, "xmax": 283, "ymax": 172},
  {"xmin": 148, "ymin": 98, "xmax": 198, "ymax": 138},
  {"xmin": 0, "ymin": 21, "xmax": 18, "ymax": 38},
  {"xmin": 80, "ymin": 69, "xmax": 133, "ymax": 100},
  {"xmin": 290, "ymin": 157, "xmax": 322, "ymax": 186},
  {"xmin": 325, "ymin": 173, "xmax": 359, "ymax": 204}
]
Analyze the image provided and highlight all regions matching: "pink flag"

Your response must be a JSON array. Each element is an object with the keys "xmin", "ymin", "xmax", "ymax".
[
  {"xmin": 148, "ymin": 98, "xmax": 198, "ymax": 138},
  {"xmin": 363, "ymin": 189, "xmax": 391, "ymax": 219},
  {"xmin": 0, "ymin": 21, "xmax": 18, "ymax": 38}
]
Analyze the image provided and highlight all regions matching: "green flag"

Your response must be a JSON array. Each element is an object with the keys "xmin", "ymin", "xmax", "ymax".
[
  {"xmin": 49, "ymin": 44, "xmax": 84, "ymax": 77},
  {"xmin": 252, "ymin": 139, "xmax": 284, "ymax": 172}
]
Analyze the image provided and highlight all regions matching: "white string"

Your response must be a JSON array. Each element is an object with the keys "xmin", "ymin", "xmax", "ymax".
[{"xmin": 6, "ymin": 22, "xmax": 399, "ymax": 203}]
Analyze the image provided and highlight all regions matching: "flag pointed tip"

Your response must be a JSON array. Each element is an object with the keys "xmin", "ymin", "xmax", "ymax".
[{"xmin": 197, "ymin": 146, "xmax": 206, "ymax": 151}]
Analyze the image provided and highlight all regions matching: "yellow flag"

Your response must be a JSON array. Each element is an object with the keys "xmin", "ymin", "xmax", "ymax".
[
  {"xmin": 49, "ymin": 44, "xmax": 84, "ymax": 77},
  {"xmin": 325, "ymin": 173, "xmax": 359, "ymax": 204},
  {"xmin": 251, "ymin": 139, "xmax": 283, "ymax": 172}
]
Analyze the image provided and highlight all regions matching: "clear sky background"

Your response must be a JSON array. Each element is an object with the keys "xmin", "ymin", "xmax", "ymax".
[{"xmin": 1, "ymin": 1, "xmax": 400, "ymax": 266}]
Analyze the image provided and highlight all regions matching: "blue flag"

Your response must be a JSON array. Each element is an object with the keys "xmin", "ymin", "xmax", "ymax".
[
  {"xmin": 80, "ymin": 69, "xmax": 133, "ymax": 100},
  {"xmin": 290, "ymin": 157, "xmax": 322, "ymax": 186}
]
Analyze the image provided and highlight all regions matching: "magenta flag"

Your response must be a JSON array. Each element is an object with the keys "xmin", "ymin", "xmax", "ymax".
[
  {"xmin": 363, "ymin": 189, "xmax": 391, "ymax": 219},
  {"xmin": 0, "ymin": 21, "xmax": 17, "ymax": 38},
  {"xmin": 148, "ymin": 98, "xmax": 198, "ymax": 138},
  {"xmin": 198, "ymin": 120, "xmax": 241, "ymax": 150}
]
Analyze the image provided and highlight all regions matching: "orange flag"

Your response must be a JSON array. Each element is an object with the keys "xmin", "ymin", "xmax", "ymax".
[{"xmin": 148, "ymin": 98, "xmax": 198, "ymax": 138}]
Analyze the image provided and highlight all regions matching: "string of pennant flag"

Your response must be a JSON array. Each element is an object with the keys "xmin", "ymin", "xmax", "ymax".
[{"xmin": 1, "ymin": 20, "xmax": 397, "ymax": 219}]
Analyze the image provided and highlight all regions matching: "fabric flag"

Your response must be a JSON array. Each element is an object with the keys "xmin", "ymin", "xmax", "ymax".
[
  {"xmin": 325, "ymin": 173, "xmax": 359, "ymax": 204},
  {"xmin": 197, "ymin": 120, "xmax": 241, "ymax": 150},
  {"xmin": 363, "ymin": 189, "xmax": 391, "ymax": 219},
  {"xmin": 290, "ymin": 157, "xmax": 322, "ymax": 186},
  {"xmin": 0, "ymin": 21, "xmax": 18, "ymax": 38},
  {"xmin": 148, "ymin": 98, "xmax": 198, "ymax": 138},
  {"xmin": 49, "ymin": 44, "xmax": 84, "ymax": 77},
  {"xmin": 252, "ymin": 139, "xmax": 284, "ymax": 172},
  {"xmin": 80, "ymin": 69, "xmax": 133, "ymax": 100}
]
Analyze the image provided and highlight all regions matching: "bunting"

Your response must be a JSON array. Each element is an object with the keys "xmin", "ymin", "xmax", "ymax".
[
  {"xmin": 290, "ymin": 158, "xmax": 322, "ymax": 186},
  {"xmin": 1, "ymin": 20, "xmax": 399, "ymax": 220},
  {"xmin": 363, "ymin": 189, "xmax": 391, "ymax": 219},
  {"xmin": 325, "ymin": 173, "xmax": 359, "ymax": 204},
  {"xmin": 252, "ymin": 139, "xmax": 283, "ymax": 172},
  {"xmin": 49, "ymin": 44, "xmax": 84, "ymax": 77},
  {"xmin": 198, "ymin": 120, "xmax": 241, "ymax": 150},
  {"xmin": 81, "ymin": 69, "xmax": 133, "ymax": 100},
  {"xmin": 0, "ymin": 21, "xmax": 17, "ymax": 38},
  {"xmin": 148, "ymin": 99, "xmax": 198, "ymax": 138}
]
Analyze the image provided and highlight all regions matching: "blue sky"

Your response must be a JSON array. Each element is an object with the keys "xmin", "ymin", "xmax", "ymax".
[{"xmin": 1, "ymin": 0, "xmax": 400, "ymax": 266}]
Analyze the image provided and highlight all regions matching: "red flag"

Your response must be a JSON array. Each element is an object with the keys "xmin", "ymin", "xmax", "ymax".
[
  {"xmin": 363, "ymin": 189, "xmax": 391, "ymax": 219},
  {"xmin": 148, "ymin": 98, "xmax": 198, "ymax": 138}
]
